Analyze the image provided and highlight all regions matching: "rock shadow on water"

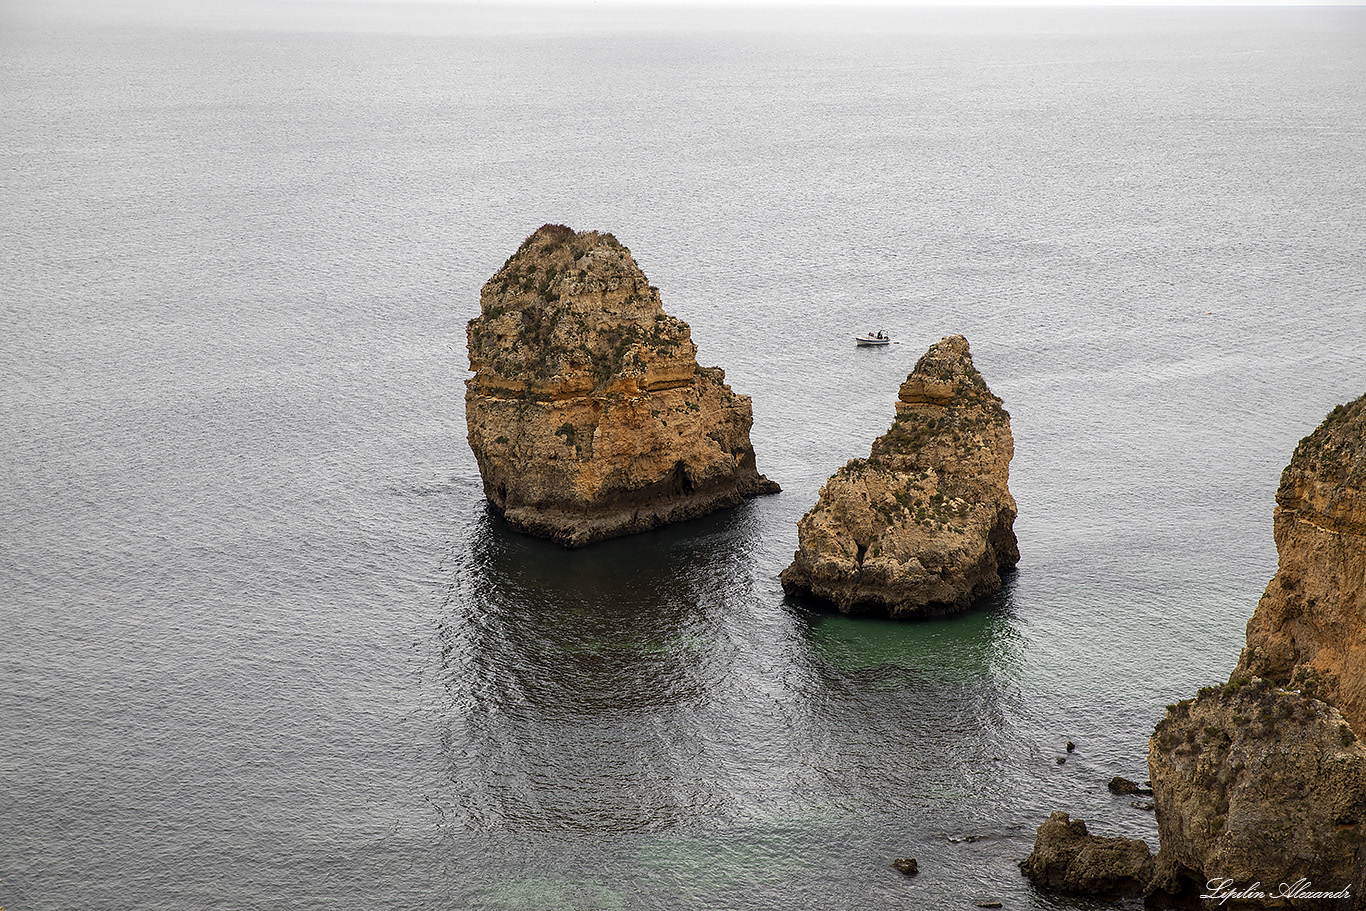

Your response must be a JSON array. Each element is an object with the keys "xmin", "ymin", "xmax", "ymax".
[
  {"xmin": 429, "ymin": 499, "xmax": 764, "ymax": 838},
  {"xmin": 784, "ymin": 575, "xmax": 1024, "ymax": 678},
  {"xmin": 781, "ymin": 579, "xmax": 1026, "ymax": 809}
]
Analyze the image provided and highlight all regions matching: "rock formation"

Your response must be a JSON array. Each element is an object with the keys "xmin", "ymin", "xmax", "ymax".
[
  {"xmin": 780, "ymin": 335, "xmax": 1017, "ymax": 618},
  {"xmin": 1019, "ymin": 812, "xmax": 1154, "ymax": 899},
  {"xmin": 1022, "ymin": 394, "xmax": 1366, "ymax": 906},
  {"xmin": 1147, "ymin": 677, "xmax": 1366, "ymax": 903},
  {"xmin": 1145, "ymin": 393, "xmax": 1366, "ymax": 906},
  {"xmin": 465, "ymin": 224, "xmax": 779, "ymax": 547},
  {"xmin": 1236, "ymin": 395, "xmax": 1366, "ymax": 730}
]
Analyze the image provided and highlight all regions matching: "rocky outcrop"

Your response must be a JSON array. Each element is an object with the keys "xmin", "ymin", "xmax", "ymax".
[
  {"xmin": 1144, "ymin": 394, "xmax": 1366, "ymax": 907},
  {"xmin": 1107, "ymin": 777, "xmax": 1152, "ymax": 796},
  {"xmin": 465, "ymin": 224, "xmax": 778, "ymax": 546},
  {"xmin": 1019, "ymin": 812, "xmax": 1154, "ymax": 898},
  {"xmin": 780, "ymin": 335, "xmax": 1017, "ymax": 618},
  {"xmin": 1147, "ymin": 677, "xmax": 1366, "ymax": 904},
  {"xmin": 1023, "ymin": 396, "xmax": 1366, "ymax": 906},
  {"xmin": 1236, "ymin": 394, "xmax": 1366, "ymax": 731}
]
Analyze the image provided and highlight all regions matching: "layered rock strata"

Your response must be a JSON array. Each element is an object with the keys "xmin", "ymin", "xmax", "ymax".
[
  {"xmin": 1023, "ymin": 394, "xmax": 1366, "ymax": 906},
  {"xmin": 465, "ymin": 224, "xmax": 778, "ymax": 547},
  {"xmin": 1236, "ymin": 395, "xmax": 1366, "ymax": 730},
  {"xmin": 1146, "ymin": 393, "xmax": 1366, "ymax": 906},
  {"xmin": 780, "ymin": 335, "xmax": 1018, "ymax": 617}
]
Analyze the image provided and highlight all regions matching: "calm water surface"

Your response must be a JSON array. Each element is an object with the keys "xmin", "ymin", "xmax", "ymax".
[{"xmin": 2, "ymin": 3, "xmax": 1364, "ymax": 909}]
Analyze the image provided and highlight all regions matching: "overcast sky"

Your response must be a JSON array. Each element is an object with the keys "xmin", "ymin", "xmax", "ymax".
[{"xmin": 6, "ymin": 0, "xmax": 1363, "ymax": 39}]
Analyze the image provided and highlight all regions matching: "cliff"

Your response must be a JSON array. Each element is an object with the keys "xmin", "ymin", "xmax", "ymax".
[
  {"xmin": 1236, "ymin": 395, "xmax": 1366, "ymax": 730},
  {"xmin": 1145, "ymin": 393, "xmax": 1366, "ymax": 906},
  {"xmin": 464, "ymin": 224, "xmax": 778, "ymax": 547},
  {"xmin": 1147, "ymin": 677, "xmax": 1366, "ymax": 904},
  {"xmin": 780, "ymin": 335, "xmax": 1018, "ymax": 618}
]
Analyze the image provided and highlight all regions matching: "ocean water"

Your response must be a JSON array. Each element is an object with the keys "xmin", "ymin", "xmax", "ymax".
[{"xmin": 2, "ymin": 3, "xmax": 1363, "ymax": 909}]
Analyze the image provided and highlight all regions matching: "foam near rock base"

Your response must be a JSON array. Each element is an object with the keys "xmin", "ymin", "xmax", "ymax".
[{"xmin": 464, "ymin": 224, "xmax": 778, "ymax": 547}]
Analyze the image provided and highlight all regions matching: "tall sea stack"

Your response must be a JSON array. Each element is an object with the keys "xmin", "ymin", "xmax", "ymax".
[
  {"xmin": 781, "ymin": 335, "xmax": 1018, "ymax": 618},
  {"xmin": 465, "ymin": 224, "xmax": 779, "ymax": 547}
]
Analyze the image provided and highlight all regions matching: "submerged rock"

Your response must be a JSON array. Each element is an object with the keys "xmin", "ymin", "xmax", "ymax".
[
  {"xmin": 465, "ymin": 224, "xmax": 778, "ymax": 546},
  {"xmin": 1106, "ymin": 776, "xmax": 1152, "ymax": 796},
  {"xmin": 780, "ymin": 335, "xmax": 1018, "ymax": 618},
  {"xmin": 1019, "ymin": 812, "xmax": 1153, "ymax": 898}
]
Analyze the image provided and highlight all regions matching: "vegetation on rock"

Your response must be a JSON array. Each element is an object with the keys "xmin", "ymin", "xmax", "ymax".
[
  {"xmin": 465, "ymin": 224, "xmax": 778, "ymax": 547},
  {"xmin": 1025, "ymin": 392, "xmax": 1366, "ymax": 907},
  {"xmin": 780, "ymin": 335, "xmax": 1018, "ymax": 618}
]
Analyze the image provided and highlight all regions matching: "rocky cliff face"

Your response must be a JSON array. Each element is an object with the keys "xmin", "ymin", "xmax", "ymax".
[
  {"xmin": 1236, "ymin": 394, "xmax": 1366, "ymax": 731},
  {"xmin": 780, "ymin": 335, "xmax": 1017, "ymax": 618},
  {"xmin": 465, "ymin": 224, "xmax": 778, "ymax": 547},
  {"xmin": 1147, "ymin": 677, "xmax": 1366, "ymax": 904},
  {"xmin": 1144, "ymin": 393, "xmax": 1366, "ymax": 906}
]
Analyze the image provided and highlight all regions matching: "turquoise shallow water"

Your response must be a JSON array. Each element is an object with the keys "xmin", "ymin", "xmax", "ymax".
[{"xmin": 2, "ymin": 3, "xmax": 1364, "ymax": 909}]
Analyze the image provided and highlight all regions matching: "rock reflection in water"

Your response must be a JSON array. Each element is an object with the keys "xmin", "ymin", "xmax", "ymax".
[
  {"xmin": 785, "ymin": 583, "xmax": 1025, "ymax": 819},
  {"xmin": 433, "ymin": 504, "xmax": 764, "ymax": 836},
  {"xmin": 427, "ymin": 502, "xmax": 1034, "ymax": 907}
]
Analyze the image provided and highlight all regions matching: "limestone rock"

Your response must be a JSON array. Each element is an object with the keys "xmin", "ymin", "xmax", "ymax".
[
  {"xmin": 465, "ymin": 224, "xmax": 778, "ymax": 546},
  {"xmin": 1146, "ymin": 678, "xmax": 1366, "ymax": 904},
  {"xmin": 780, "ymin": 335, "xmax": 1018, "ymax": 617},
  {"xmin": 1144, "ymin": 394, "xmax": 1366, "ymax": 907},
  {"xmin": 1236, "ymin": 393, "xmax": 1366, "ymax": 731},
  {"xmin": 1019, "ymin": 812, "xmax": 1154, "ymax": 898}
]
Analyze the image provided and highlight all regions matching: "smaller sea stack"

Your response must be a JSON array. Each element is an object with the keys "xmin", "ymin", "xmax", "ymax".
[
  {"xmin": 464, "ymin": 224, "xmax": 778, "ymax": 547},
  {"xmin": 781, "ymin": 335, "xmax": 1018, "ymax": 618}
]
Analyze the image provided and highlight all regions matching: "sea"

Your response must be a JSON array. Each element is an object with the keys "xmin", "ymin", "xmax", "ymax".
[{"xmin": 2, "ymin": 2, "xmax": 1363, "ymax": 908}]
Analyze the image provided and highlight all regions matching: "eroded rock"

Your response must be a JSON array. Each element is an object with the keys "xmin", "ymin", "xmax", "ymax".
[
  {"xmin": 780, "ymin": 335, "xmax": 1017, "ymax": 617},
  {"xmin": 1025, "ymin": 395, "xmax": 1366, "ymax": 907},
  {"xmin": 1145, "ymin": 394, "xmax": 1366, "ymax": 907},
  {"xmin": 465, "ymin": 225, "xmax": 778, "ymax": 546},
  {"xmin": 1019, "ymin": 812, "xmax": 1154, "ymax": 898},
  {"xmin": 1147, "ymin": 678, "xmax": 1366, "ymax": 905},
  {"xmin": 1236, "ymin": 394, "xmax": 1366, "ymax": 731}
]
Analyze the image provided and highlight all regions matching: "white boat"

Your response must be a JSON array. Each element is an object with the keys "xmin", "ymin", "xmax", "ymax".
[{"xmin": 854, "ymin": 332, "xmax": 891, "ymax": 347}]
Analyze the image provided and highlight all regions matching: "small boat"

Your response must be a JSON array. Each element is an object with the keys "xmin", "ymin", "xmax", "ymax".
[{"xmin": 855, "ymin": 332, "xmax": 891, "ymax": 347}]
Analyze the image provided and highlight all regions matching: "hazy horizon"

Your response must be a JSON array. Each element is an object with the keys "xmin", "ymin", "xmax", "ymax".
[{"xmin": 7, "ymin": 0, "xmax": 1365, "ymax": 38}]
